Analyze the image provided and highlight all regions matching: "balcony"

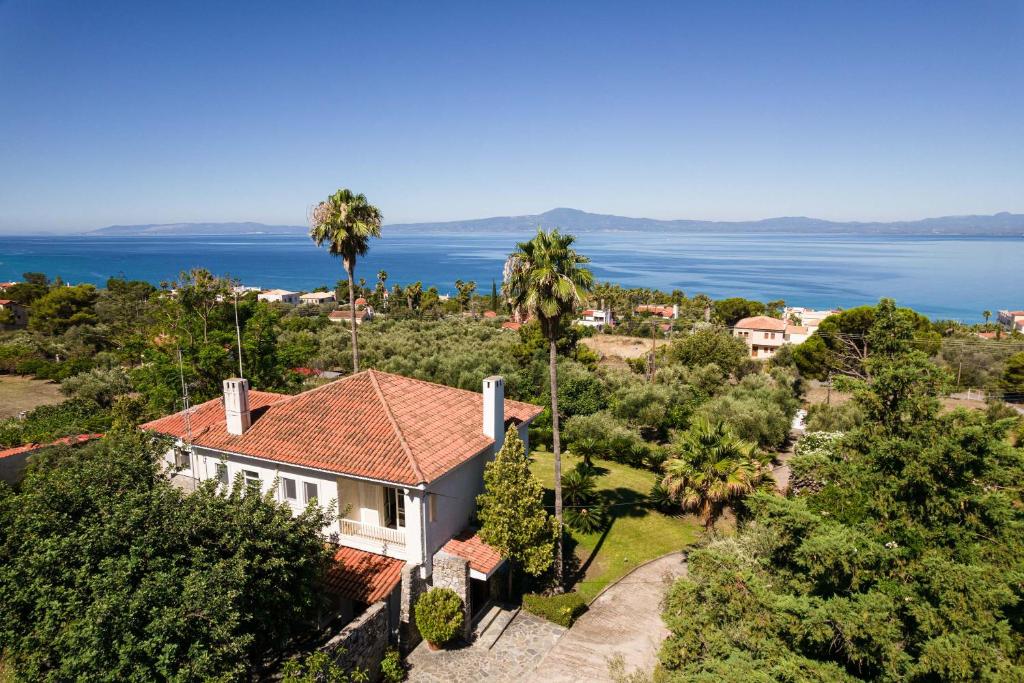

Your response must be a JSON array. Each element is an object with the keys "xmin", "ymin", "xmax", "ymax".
[{"xmin": 339, "ymin": 518, "xmax": 406, "ymax": 548}]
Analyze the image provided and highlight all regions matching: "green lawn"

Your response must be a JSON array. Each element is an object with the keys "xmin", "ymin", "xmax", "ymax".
[{"xmin": 529, "ymin": 449, "xmax": 700, "ymax": 602}]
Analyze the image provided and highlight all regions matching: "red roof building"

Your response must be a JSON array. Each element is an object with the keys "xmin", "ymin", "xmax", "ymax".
[{"xmin": 441, "ymin": 529, "xmax": 504, "ymax": 579}]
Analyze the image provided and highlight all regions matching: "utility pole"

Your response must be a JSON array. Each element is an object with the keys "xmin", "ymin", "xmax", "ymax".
[{"xmin": 826, "ymin": 371, "xmax": 833, "ymax": 405}]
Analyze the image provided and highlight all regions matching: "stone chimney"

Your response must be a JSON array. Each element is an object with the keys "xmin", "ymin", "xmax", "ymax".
[
  {"xmin": 224, "ymin": 378, "xmax": 251, "ymax": 436},
  {"xmin": 482, "ymin": 376, "xmax": 505, "ymax": 450}
]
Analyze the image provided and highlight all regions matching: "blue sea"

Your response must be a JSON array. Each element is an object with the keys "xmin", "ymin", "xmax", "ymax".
[{"xmin": 1, "ymin": 231, "xmax": 1021, "ymax": 322}]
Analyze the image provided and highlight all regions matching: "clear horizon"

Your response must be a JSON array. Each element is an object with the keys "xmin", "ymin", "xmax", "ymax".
[{"xmin": 1, "ymin": 1, "xmax": 1022, "ymax": 233}]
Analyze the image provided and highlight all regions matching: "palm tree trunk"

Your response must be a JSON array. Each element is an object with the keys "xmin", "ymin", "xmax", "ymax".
[
  {"xmin": 549, "ymin": 336, "xmax": 564, "ymax": 592},
  {"xmin": 346, "ymin": 264, "xmax": 360, "ymax": 372}
]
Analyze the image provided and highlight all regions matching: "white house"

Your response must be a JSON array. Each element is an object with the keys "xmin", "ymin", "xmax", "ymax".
[
  {"xmin": 577, "ymin": 307, "xmax": 614, "ymax": 329},
  {"xmin": 300, "ymin": 291, "xmax": 337, "ymax": 306},
  {"xmin": 142, "ymin": 370, "xmax": 540, "ymax": 640},
  {"xmin": 997, "ymin": 310, "xmax": 1024, "ymax": 332},
  {"xmin": 783, "ymin": 306, "xmax": 838, "ymax": 331},
  {"xmin": 328, "ymin": 307, "xmax": 373, "ymax": 325},
  {"xmin": 258, "ymin": 289, "xmax": 300, "ymax": 305},
  {"xmin": 732, "ymin": 315, "xmax": 791, "ymax": 359}
]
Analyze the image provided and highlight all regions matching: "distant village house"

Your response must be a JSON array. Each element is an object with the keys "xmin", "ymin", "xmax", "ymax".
[
  {"xmin": 299, "ymin": 291, "xmax": 337, "ymax": 306},
  {"xmin": 258, "ymin": 289, "xmax": 300, "ymax": 305}
]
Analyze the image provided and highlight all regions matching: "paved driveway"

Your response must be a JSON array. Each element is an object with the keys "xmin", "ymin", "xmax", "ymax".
[{"xmin": 531, "ymin": 552, "xmax": 688, "ymax": 682}]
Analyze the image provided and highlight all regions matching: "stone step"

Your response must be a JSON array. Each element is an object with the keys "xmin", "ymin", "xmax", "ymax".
[{"xmin": 475, "ymin": 606, "xmax": 519, "ymax": 650}]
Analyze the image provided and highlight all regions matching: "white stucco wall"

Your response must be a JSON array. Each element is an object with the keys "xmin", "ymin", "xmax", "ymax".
[{"xmin": 163, "ymin": 444, "xmax": 422, "ymax": 562}]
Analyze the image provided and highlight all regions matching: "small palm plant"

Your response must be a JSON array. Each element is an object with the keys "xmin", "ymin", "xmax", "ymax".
[
  {"xmin": 309, "ymin": 188, "xmax": 382, "ymax": 372},
  {"xmin": 662, "ymin": 418, "xmax": 767, "ymax": 532}
]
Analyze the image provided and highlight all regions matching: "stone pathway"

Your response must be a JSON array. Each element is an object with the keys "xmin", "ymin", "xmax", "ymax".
[
  {"xmin": 532, "ymin": 552, "xmax": 688, "ymax": 682},
  {"xmin": 406, "ymin": 610, "xmax": 565, "ymax": 683}
]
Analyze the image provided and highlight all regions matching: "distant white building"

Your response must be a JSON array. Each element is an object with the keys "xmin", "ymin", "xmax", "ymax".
[
  {"xmin": 733, "ymin": 315, "xmax": 813, "ymax": 359},
  {"xmin": 258, "ymin": 289, "xmax": 299, "ymax": 305},
  {"xmin": 578, "ymin": 307, "xmax": 614, "ymax": 330},
  {"xmin": 300, "ymin": 291, "xmax": 337, "ymax": 306},
  {"xmin": 997, "ymin": 310, "xmax": 1024, "ymax": 332},
  {"xmin": 783, "ymin": 306, "xmax": 838, "ymax": 331},
  {"xmin": 233, "ymin": 285, "xmax": 261, "ymax": 295},
  {"xmin": 329, "ymin": 307, "xmax": 374, "ymax": 325}
]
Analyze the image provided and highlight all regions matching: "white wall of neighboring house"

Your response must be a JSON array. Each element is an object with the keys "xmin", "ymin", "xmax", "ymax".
[
  {"xmin": 259, "ymin": 290, "xmax": 300, "ymax": 305},
  {"xmin": 733, "ymin": 327, "xmax": 785, "ymax": 358}
]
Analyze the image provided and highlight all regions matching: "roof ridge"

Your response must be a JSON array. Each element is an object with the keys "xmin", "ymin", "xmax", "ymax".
[{"xmin": 366, "ymin": 369, "xmax": 425, "ymax": 484}]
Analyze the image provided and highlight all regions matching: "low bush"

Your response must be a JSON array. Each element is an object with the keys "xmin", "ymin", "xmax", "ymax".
[
  {"xmin": 414, "ymin": 588, "xmax": 464, "ymax": 647},
  {"xmin": 522, "ymin": 591, "xmax": 587, "ymax": 627},
  {"xmin": 380, "ymin": 648, "xmax": 404, "ymax": 682}
]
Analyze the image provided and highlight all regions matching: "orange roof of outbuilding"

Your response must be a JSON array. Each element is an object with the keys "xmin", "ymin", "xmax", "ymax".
[
  {"xmin": 0, "ymin": 433, "xmax": 104, "ymax": 460},
  {"xmin": 141, "ymin": 370, "xmax": 542, "ymax": 485},
  {"xmin": 442, "ymin": 529, "xmax": 504, "ymax": 576},
  {"xmin": 324, "ymin": 546, "xmax": 404, "ymax": 604},
  {"xmin": 734, "ymin": 316, "xmax": 787, "ymax": 331}
]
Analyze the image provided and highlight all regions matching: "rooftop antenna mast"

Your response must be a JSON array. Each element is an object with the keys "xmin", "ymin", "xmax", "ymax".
[
  {"xmin": 233, "ymin": 290, "xmax": 244, "ymax": 378},
  {"xmin": 177, "ymin": 348, "xmax": 193, "ymax": 446}
]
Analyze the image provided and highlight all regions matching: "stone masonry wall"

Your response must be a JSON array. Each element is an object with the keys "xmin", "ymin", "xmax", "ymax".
[
  {"xmin": 431, "ymin": 552, "xmax": 472, "ymax": 639},
  {"xmin": 399, "ymin": 563, "xmax": 427, "ymax": 652},
  {"xmin": 323, "ymin": 600, "xmax": 389, "ymax": 682}
]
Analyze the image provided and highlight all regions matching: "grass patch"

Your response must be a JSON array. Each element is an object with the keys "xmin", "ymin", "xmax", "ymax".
[
  {"xmin": 0, "ymin": 375, "xmax": 63, "ymax": 419},
  {"xmin": 529, "ymin": 449, "xmax": 700, "ymax": 602},
  {"xmin": 522, "ymin": 591, "xmax": 587, "ymax": 627}
]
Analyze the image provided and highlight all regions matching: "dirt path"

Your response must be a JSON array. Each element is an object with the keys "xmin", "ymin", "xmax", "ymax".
[{"xmin": 530, "ymin": 552, "xmax": 688, "ymax": 682}]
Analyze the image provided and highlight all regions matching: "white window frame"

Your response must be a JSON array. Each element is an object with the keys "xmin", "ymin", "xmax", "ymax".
[
  {"xmin": 243, "ymin": 470, "xmax": 261, "ymax": 492},
  {"xmin": 282, "ymin": 477, "xmax": 298, "ymax": 501},
  {"xmin": 174, "ymin": 447, "xmax": 191, "ymax": 471},
  {"xmin": 303, "ymin": 481, "xmax": 318, "ymax": 504}
]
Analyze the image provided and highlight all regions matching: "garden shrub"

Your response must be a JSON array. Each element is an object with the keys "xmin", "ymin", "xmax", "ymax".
[
  {"xmin": 522, "ymin": 592, "xmax": 587, "ymax": 627},
  {"xmin": 379, "ymin": 648, "xmax": 404, "ymax": 682},
  {"xmin": 414, "ymin": 588, "xmax": 464, "ymax": 646}
]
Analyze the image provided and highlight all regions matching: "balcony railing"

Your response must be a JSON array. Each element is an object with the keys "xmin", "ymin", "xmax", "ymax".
[{"xmin": 339, "ymin": 518, "xmax": 406, "ymax": 547}]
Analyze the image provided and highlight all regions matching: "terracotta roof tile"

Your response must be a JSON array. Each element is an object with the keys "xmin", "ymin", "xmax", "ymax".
[
  {"xmin": 734, "ymin": 315, "xmax": 787, "ymax": 331},
  {"xmin": 0, "ymin": 433, "xmax": 104, "ymax": 460},
  {"xmin": 141, "ymin": 370, "xmax": 542, "ymax": 485},
  {"xmin": 324, "ymin": 546, "xmax": 404, "ymax": 604},
  {"xmin": 442, "ymin": 530, "xmax": 503, "ymax": 576}
]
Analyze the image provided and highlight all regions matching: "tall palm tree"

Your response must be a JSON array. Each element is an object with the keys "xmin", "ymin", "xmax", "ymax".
[
  {"xmin": 504, "ymin": 228, "xmax": 593, "ymax": 589},
  {"xmin": 983, "ymin": 310, "xmax": 992, "ymax": 324},
  {"xmin": 309, "ymin": 188, "xmax": 382, "ymax": 372},
  {"xmin": 662, "ymin": 418, "xmax": 767, "ymax": 532}
]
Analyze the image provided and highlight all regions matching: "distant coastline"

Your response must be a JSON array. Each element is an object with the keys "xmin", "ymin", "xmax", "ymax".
[{"xmin": 79, "ymin": 208, "xmax": 1024, "ymax": 238}]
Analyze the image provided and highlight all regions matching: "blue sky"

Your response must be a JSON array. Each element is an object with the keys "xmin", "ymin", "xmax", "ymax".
[{"xmin": 0, "ymin": 0, "xmax": 1021, "ymax": 232}]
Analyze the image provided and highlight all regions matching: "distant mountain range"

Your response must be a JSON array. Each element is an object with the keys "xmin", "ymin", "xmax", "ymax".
[{"xmin": 88, "ymin": 209, "xmax": 1024, "ymax": 237}]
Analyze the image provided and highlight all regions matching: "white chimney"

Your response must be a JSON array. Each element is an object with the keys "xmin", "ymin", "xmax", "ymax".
[
  {"xmin": 482, "ymin": 376, "xmax": 505, "ymax": 450},
  {"xmin": 672, "ymin": 303, "xmax": 680, "ymax": 319},
  {"xmin": 224, "ymin": 378, "xmax": 251, "ymax": 436}
]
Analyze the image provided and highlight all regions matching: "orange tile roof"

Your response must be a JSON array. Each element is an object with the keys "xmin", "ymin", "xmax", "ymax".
[
  {"xmin": 636, "ymin": 304, "xmax": 675, "ymax": 318},
  {"xmin": 483, "ymin": 310, "xmax": 497, "ymax": 318},
  {"xmin": 501, "ymin": 322, "xmax": 522, "ymax": 331},
  {"xmin": 0, "ymin": 433, "xmax": 104, "ymax": 460},
  {"xmin": 442, "ymin": 529, "xmax": 503, "ymax": 576},
  {"xmin": 324, "ymin": 546, "xmax": 404, "ymax": 604},
  {"xmin": 142, "ymin": 370, "xmax": 542, "ymax": 485},
  {"xmin": 734, "ymin": 315, "xmax": 787, "ymax": 331}
]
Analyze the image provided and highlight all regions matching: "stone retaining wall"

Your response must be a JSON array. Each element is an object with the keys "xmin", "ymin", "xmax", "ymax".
[{"xmin": 323, "ymin": 600, "xmax": 389, "ymax": 681}]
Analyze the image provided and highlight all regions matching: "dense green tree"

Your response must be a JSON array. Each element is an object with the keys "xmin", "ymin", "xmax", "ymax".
[
  {"xmin": 666, "ymin": 327, "xmax": 749, "ymax": 376},
  {"xmin": 27, "ymin": 284, "xmax": 99, "ymax": 335},
  {"xmin": 309, "ymin": 188, "xmax": 383, "ymax": 372},
  {"xmin": 792, "ymin": 299, "xmax": 940, "ymax": 380},
  {"xmin": 1001, "ymin": 352, "xmax": 1024, "ymax": 396},
  {"xmin": 0, "ymin": 432, "xmax": 333, "ymax": 681},
  {"xmin": 3, "ymin": 272, "xmax": 50, "ymax": 305},
  {"xmin": 504, "ymin": 228, "xmax": 593, "ymax": 590},
  {"xmin": 477, "ymin": 427, "xmax": 554, "ymax": 582},
  {"xmin": 658, "ymin": 311, "xmax": 1024, "ymax": 681},
  {"xmin": 60, "ymin": 366, "xmax": 133, "ymax": 407},
  {"xmin": 713, "ymin": 297, "xmax": 767, "ymax": 326}
]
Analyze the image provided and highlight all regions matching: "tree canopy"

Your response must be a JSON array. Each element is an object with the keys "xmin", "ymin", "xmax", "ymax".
[{"xmin": 0, "ymin": 432, "xmax": 334, "ymax": 680}]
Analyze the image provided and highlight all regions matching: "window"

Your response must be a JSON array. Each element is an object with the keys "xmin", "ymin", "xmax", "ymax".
[
  {"xmin": 173, "ymin": 447, "xmax": 191, "ymax": 471},
  {"xmin": 428, "ymin": 493, "xmax": 437, "ymax": 522},
  {"xmin": 304, "ymin": 482, "xmax": 318, "ymax": 504},
  {"xmin": 384, "ymin": 488, "xmax": 406, "ymax": 529},
  {"xmin": 216, "ymin": 463, "xmax": 229, "ymax": 486},
  {"xmin": 763, "ymin": 332, "xmax": 769, "ymax": 339},
  {"xmin": 243, "ymin": 470, "xmax": 260, "ymax": 492},
  {"xmin": 282, "ymin": 477, "xmax": 297, "ymax": 501}
]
